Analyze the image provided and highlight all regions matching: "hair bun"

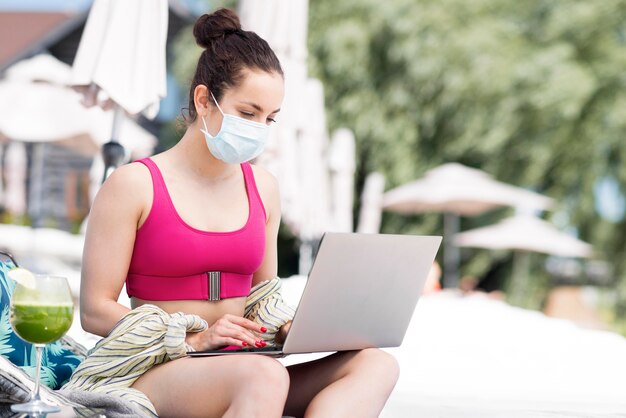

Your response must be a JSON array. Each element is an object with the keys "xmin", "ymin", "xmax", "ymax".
[{"xmin": 193, "ymin": 8, "xmax": 242, "ymax": 49}]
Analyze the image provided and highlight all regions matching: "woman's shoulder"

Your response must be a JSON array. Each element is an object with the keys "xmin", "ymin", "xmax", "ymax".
[
  {"xmin": 249, "ymin": 163, "xmax": 280, "ymax": 215},
  {"xmin": 94, "ymin": 160, "xmax": 153, "ymax": 209},
  {"xmin": 103, "ymin": 160, "xmax": 153, "ymax": 192},
  {"xmin": 87, "ymin": 160, "xmax": 155, "ymax": 229},
  {"xmin": 249, "ymin": 164, "xmax": 279, "ymax": 196}
]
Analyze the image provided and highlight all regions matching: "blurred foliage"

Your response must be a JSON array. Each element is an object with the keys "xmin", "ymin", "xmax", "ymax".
[
  {"xmin": 160, "ymin": 0, "xmax": 238, "ymax": 151},
  {"xmin": 0, "ymin": 212, "xmax": 30, "ymax": 227},
  {"xmin": 170, "ymin": 0, "xmax": 238, "ymax": 89},
  {"xmin": 163, "ymin": 0, "xmax": 626, "ymax": 316},
  {"xmin": 308, "ymin": 0, "xmax": 626, "ymax": 311}
]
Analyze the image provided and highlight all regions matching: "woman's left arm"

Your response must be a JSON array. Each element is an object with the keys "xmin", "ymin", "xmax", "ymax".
[
  {"xmin": 251, "ymin": 165, "xmax": 281, "ymax": 286},
  {"xmin": 250, "ymin": 166, "xmax": 292, "ymax": 341}
]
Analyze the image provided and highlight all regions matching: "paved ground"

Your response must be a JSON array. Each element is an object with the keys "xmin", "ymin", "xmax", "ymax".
[
  {"xmin": 67, "ymin": 277, "xmax": 626, "ymax": 417},
  {"xmin": 384, "ymin": 405, "xmax": 626, "ymax": 418},
  {"xmin": 280, "ymin": 278, "xmax": 626, "ymax": 417}
]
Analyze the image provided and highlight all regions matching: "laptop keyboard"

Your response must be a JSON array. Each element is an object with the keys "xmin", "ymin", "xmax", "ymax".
[
  {"xmin": 188, "ymin": 345, "xmax": 283, "ymax": 355},
  {"xmin": 225, "ymin": 345, "xmax": 282, "ymax": 353}
]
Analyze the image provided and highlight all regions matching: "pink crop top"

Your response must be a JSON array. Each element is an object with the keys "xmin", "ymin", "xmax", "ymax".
[{"xmin": 125, "ymin": 158, "xmax": 267, "ymax": 301}]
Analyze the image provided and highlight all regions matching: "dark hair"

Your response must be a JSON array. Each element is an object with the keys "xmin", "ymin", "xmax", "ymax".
[{"xmin": 186, "ymin": 8, "xmax": 283, "ymax": 123}]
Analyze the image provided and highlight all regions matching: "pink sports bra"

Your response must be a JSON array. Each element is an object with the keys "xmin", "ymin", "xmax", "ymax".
[{"xmin": 125, "ymin": 158, "xmax": 267, "ymax": 301}]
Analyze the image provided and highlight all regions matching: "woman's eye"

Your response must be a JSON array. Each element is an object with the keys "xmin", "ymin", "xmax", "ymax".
[
  {"xmin": 240, "ymin": 111, "xmax": 254, "ymax": 118},
  {"xmin": 267, "ymin": 117, "xmax": 277, "ymax": 124}
]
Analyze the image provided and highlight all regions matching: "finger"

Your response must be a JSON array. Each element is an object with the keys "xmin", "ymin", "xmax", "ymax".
[
  {"xmin": 228, "ymin": 327, "xmax": 261, "ymax": 348},
  {"xmin": 215, "ymin": 321, "xmax": 262, "ymax": 348},
  {"xmin": 215, "ymin": 330, "xmax": 265, "ymax": 349},
  {"xmin": 207, "ymin": 326, "xmax": 251, "ymax": 349},
  {"xmin": 218, "ymin": 337, "xmax": 254, "ymax": 348},
  {"xmin": 225, "ymin": 314, "xmax": 268, "ymax": 333}
]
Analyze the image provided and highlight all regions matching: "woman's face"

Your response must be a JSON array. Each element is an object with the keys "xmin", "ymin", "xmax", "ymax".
[{"xmin": 198, "ymin": 68, "xmax": 285, "ymax": 136}]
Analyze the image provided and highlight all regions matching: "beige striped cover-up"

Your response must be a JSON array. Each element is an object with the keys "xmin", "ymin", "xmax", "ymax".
[{"xmin": 62, "ymin": 277, "xmax": 295, "ymax": 417}]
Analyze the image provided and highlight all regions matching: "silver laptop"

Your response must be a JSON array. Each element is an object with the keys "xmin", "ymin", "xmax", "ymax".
[{"xmin": 187, "ymin": 232, "xmax": 441, "ymax": 357}]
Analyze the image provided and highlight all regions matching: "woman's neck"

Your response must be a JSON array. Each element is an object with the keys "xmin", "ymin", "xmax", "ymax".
[{"xmin": 168, "ymin": 121, "xmax": 239, "ymax": 182}]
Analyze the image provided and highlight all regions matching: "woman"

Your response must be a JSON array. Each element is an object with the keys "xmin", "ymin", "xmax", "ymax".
[{"xmin": 79, "ymin": 8, "xmax": 399, "ymax": 418}]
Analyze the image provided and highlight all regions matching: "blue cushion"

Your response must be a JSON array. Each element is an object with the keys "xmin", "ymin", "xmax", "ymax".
[{"xmin": 0, "ymin": 257, "xmax": 83, "ymax": 390}]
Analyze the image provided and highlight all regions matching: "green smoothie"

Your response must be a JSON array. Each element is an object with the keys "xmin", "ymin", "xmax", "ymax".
[{"xmin": 10, "ymin": 302, "xmax": 74, "ymax": 344}]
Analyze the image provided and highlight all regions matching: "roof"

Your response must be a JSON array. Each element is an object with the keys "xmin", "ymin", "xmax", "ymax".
[
  {"xmin": 0, "ymin": 4, "xmax": 197, "ymax": 72},
  {"xmin": 0, "ymin": 12, "xmax": 87, "ymax": 71}
]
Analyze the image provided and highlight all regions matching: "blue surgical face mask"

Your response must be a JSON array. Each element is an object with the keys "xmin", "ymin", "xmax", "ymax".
[{"xmin": 200, "ymin": 92, "xmax": 269, "ymax": 164}]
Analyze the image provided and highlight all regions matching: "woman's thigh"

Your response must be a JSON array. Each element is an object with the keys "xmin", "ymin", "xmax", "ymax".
[
  {"xmin": 132, "ymin": 354, "xmax": 289, "ymax": 418},
  {"xmin": 284, "ymin": 348, "xmax": 399, "ymax": 417}
]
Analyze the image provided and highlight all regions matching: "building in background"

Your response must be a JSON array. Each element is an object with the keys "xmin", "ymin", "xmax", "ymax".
[{"xmin": 0, "ymin": 3, "xmax": 196, "ymax": 230}]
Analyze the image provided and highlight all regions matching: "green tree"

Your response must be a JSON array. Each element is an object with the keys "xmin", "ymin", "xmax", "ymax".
[{"xmin": 308, "ymin": 0, "xmax": 626, "ymax": 311}]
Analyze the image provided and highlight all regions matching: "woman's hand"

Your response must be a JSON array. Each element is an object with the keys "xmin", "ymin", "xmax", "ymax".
[{"xmin": 186, "ymin": 314, "xmax": 267, "ymax": 351}]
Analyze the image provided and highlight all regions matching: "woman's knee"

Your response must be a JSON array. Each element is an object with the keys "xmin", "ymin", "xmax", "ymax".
[
  {"xmin": 239, "ymin": 355, "xmax": 290, "ymax": 396},
  {"xmin": 352, "ymin": 348, "xmax": 400, "ymax": 384}
]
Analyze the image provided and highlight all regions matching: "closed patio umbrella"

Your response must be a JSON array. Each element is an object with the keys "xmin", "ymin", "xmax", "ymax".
[
  {"xmin": 71, "ymin": 0, "xmax": 168, "ymax": 180},
  {"xmin": 383, "ymin": 163, "xmax": 554, "ymax": 288},
  {"xmin": 3, "ymin": 142, "xmax": 27, "ymax": 217},
  {"xmin": 0, "ymin": 143, "xmax": 4, "ymax": 209},
  {"xmin": 357, "ymin": 172, "xmax": 386, "ymax": 234},
  {"xmin": 241, "ymin": 0, "xmax": 346, "ymax": 274},
  {"xmin": 328, "ymin": 128, "xmax": 356, "ymax": 233},
  {"xmin": 240, "ymin": 0, "xmax": 312, "ymax": 234}
]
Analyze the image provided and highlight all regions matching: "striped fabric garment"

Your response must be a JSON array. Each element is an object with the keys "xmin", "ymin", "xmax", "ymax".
[
  {"xmin": 62, "ymin": 277, "xmax": 294, "ymax": 417},
  {"xmin": 0, "ymin": 355, "xmax": 147, "ymax": 417},
  {"xmin": 245, "ymin": 277, "xmax": 296, "ymax": 344},
  {"xmin": 0, "ymin": 355, "xmax": 80, "ymax": 407}
]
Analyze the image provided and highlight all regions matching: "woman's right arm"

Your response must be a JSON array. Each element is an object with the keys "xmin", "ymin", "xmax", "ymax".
[{"xmin": 80, "ymin": 163, "xmax": 150, "ymax": 337}]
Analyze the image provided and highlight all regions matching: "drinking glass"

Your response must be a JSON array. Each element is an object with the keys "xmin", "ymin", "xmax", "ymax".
[{"xmin": 9, "ymin": 275, "xmax": 74, "ymax": 414}]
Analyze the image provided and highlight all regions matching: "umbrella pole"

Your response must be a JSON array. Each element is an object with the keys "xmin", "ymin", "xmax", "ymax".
[
  {"xmin": 0, "ymin": 144, "xmax": 4, "ymax": 208},
  {"xmin": 510, "ymin": 251, "xmax": 531, "ymax": 306},
  {"xmin": 101, "ymin": 106, "xmax": 126, "ymax": 183},
  {"xmin": 111, "ymin": 105, "xmax": 123, "ymax": 142},
  {"xmin": 299, "ymin": 239, "xmax": 314, "ymax": 276},
  {"xmin": 29, "ymin": 143, "xmax": 45, "ymax": 227},
  {"xmin": 443, "ymin": 212, "xmax": 460, "ymax": 288}
]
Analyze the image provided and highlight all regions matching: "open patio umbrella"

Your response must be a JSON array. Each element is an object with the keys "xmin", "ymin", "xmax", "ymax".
[
  {"xmin": 454, "ymin": 215, "xmax": 593, "ymax": 304},
  {"xmin": 453, "ymin": 215, "xmax": 593, "ymax": 258},
  {"xmin": 5, "ymin": 53, "xmax": 71, "ymax": 85},
  {"xmin": 0, "ymin": 54, "xmax": 157, "ymax": 223},
  {"xmin": 0, "ymin": 54, "xmax": 157, "ymax": 155},
  {"xmin": 0, "ymin": 78, "xmax": 156, "ymax": 153},
  {"xmin": 71, "ymin": 0, "xmax": 168, "ymax": 180},
  {"xmin": 383, "ymin": 163, "xmax": 554, "ymax": 288}
]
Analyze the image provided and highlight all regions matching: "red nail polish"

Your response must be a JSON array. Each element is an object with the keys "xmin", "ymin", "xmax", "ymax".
[
  {"xmin": 260, "ymin": 327, "xmax": 267, "ymax": 333},
  {"xmin": 255, "ymin": 341, "xmax": 263, "ymax": 348},
  {"xmin": 242, "ymin": 341, "xmax": 248, "ymax": 346},
  {"xmin": 261, "ymin": 340, "xmax": 267, "ymax": 347}
]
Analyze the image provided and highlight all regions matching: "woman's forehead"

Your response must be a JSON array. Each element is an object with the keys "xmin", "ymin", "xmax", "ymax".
[{"xmin": 225, "ymin": 69, "xmax": 284, "ymax": 111}]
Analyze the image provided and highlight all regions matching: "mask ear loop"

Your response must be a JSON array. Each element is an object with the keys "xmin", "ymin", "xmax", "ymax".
[
  {"xmin": 201, "ymin": 91, "xmax": 224, "ymax": 134},
  {"xmin": 201, "ymin": 114, "xmax": 210, "ymax": 134},
  {"xmin": 210, "ymin": 92, "xmax": 225, "ymax": 115}
]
